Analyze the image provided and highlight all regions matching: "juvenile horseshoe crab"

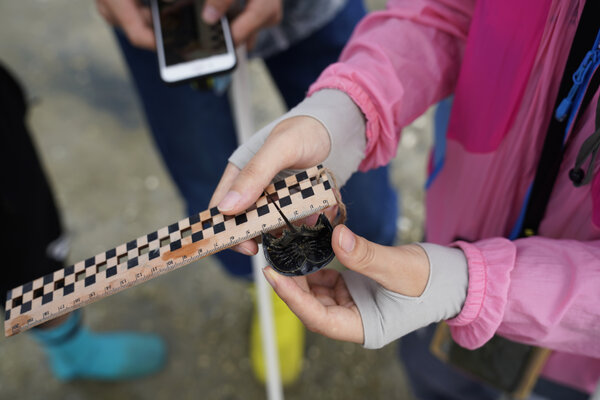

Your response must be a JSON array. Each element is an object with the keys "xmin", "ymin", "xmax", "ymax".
[{"xmin": 261, "ymin": 191, "xmax": 335, "ymax": 276}]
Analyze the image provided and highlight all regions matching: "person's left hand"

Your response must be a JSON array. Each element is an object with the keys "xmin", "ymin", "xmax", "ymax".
[
  {"xmin": 202, "ymin": 0, "xmax": 282, "ymax": 48},
  {"xmin": 96, "ymin": 0, "xmax": 156, "ymax": 50},
  {"xmin": 261, "ymin": 224, "xmax": 431, "ymax": 344}
]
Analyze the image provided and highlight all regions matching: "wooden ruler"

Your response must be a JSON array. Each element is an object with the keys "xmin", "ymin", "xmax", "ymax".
[{"xmin": 4, "ymin": 166, "xmax": 336, "ymax": 336}]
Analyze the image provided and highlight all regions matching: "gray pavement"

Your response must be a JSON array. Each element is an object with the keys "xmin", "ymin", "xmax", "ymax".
[{"xmin": 0, "ymin": 1, "xmax": 432, "ymax": 399}]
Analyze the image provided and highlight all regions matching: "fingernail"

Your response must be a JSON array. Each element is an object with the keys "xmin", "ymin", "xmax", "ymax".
[
  {"xmin": 304, "ymin": 213, "xmax": 319, "ymax": 226},
  {"xmin": 202, "ymin": 5, "xmax": 220, "ymax": 24},
  {"xmin": 235, "ymin": 243, "xmax": 254, "ymax": 256},
  {"xmin": 339, "ymin": 226, "xmax": 355, "ymax": 253},
  {"xmin": 263, "ymin": 267, "xmax": 278, "ymax": 289},
  {"xmin": 218, "ymin": 191, "xmax": 241, "ymax": 212}
]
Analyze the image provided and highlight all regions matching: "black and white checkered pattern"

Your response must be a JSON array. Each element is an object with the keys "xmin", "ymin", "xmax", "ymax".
[{"xmin": 5, "ymin": 165, "xmax": 331, "ymax": 326}]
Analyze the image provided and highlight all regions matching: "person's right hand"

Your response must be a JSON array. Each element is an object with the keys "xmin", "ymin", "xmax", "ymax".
[
  {"xmin": 202, "ymin": 0, "xmax": 282, "ymax": 48},
  {"xmin": 96, "ymin": 0, "xmax": 156, "ymax": 50},
  {"xmin": 209, "ymin": 115, "xmax": 331, "ymax": 256}
]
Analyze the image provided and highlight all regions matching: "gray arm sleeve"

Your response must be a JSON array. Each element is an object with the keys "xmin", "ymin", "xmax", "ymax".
[
  {"xmin": 228, "ymin": 89, "xmax": 366, "ymax": 186},
  {"xmin": 341, "ymin": 243, "xmax": 469, "ymax": 349}
]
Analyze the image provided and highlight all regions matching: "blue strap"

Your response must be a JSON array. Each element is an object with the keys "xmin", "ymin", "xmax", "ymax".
[{"xmin": 555, "ymin": 28, "xmax": 600, "ymax": 138}]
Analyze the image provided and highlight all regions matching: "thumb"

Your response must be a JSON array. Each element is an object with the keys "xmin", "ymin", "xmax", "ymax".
[
  {"xmin": 332, "ymin": 225, "xmax": 431, "ymax": 297},
  {"xmin": 216, "ymin": 134, "xmax": 297, "ymax": 215},
  {"xmin": 217, "ymin": 117, "xmax": 330, "ymax": 215},
  {"xmin": 202, "ymin": 0, "xmax": 234, "ymax": 24},
  {"xmin": 332, "ymin": 225, "xmax": 396, "ymax": 287}
]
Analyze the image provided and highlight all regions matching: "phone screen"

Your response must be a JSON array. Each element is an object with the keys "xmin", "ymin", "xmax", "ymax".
[{"xmin": 157, "ymin": 0, "xmax": 227, "ymax": 66}]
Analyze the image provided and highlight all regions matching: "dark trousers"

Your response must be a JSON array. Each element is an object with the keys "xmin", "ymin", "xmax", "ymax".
[{"xmin": 0, "ymin": 65, "xmax": 64, "ymax": 302}]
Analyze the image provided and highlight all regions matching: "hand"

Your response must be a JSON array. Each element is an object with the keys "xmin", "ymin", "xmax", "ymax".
[
  {"xmin": 202, "ymin": 0, "xmax": 282, "ymax": 47},
  {"xmin": 209, "ymin": 116, "xmax": 331, "ymax": 255},
  {"xmin": 96, "ymin": 0, "xmax": 155, "ymax": 50},
  {"xmin": 261, "ymin": 225, "xmax": 430, "ymax": 344}
]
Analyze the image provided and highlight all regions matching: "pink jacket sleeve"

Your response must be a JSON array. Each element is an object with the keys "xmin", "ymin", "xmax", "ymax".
[
  {"xmin": 448, "ymin": 238, "xmax": 600, "ymax": 357},
  {"xmin": 308, "ymin": 0, "xmax": 475, "ymax": 171}
]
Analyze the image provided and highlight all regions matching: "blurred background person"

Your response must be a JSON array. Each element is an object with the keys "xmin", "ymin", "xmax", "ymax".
[
  {"xmin": 96, "ymin": 0, "xmax": 398, "ymax": 385},
  {"xmin": 0, "ymin": 63, "xmax": 166, "ymax": 381}
]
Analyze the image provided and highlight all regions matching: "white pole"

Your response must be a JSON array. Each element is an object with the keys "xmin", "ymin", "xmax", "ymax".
[{"xmin": 230, "ymin": 46, "xmax": 284, "ymax": 400}]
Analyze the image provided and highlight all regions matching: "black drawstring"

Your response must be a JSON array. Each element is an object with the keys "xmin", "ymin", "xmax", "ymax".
[{"xmin": 569, "ymin": 93, "xmax": 600, "ymax": 186}]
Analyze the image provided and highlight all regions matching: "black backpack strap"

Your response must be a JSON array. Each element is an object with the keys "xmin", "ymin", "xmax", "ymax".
[
  {"xmin": 520, "ymin": 0, "xmax": 599, "ymax": 237},
  {"xmin": 570, "ymin": 78, "xmax": 600, "ymax": 187}
]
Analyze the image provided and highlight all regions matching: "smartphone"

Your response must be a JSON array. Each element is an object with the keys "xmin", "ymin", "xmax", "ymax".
[{"xmin": 150, "ymin": 0, "xmax": 237, "ymax": 84}]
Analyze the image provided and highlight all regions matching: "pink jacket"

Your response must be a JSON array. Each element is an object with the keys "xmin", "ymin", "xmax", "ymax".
[{"xmin": 309, "ymin": 0, "xmax": 600, "ymax": 393}]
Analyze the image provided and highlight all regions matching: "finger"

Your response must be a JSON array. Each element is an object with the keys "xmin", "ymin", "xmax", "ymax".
[
  {"xmin": 217, "ymin": 117, "xmax": 330, "ymax": 215},
  {"xmin": 307, "ymin": 270, "xmax": 354, "ymax": 308},
  {"xmin": 202, "ymin": 0, "xmax": 234, "ymax": 24},
  {"xmin": 209, "ymin": 163, "xmax": 240, "ymax": 207},
  {"xmin": 216, "ymin": 134, "xmax": 299, "ymax": 215},
  {"xmin": 332, "ymin": 225, "xmax": 430, "ymax": 297},
  {"xmin": 306, "ymin": 269, "xmax": 342, "ymax": 289},
  {"xmin": 139, "ymin": 6, "xmax": 152, "ymax": 26},
  {"xmin": 312, "ymin": 289, "xmax": 337, "ymax": 307},
  {"xmin": 111, "ymin": 0, "xmax": 155, "ymax": 49},
  {"xmin": 245, "ymin": 32, "xmax": 258, "ymax": 51},
  {"xmin": 331, "ymin": 224, "xmax": 399, "ymax": 287},
  {"xmin": 309, "ymin": 283, "xmax": 340, "ymax": 307},
  {"xmin": 291, "ymin": 275, "xmax": 310, "ymax": 292},
  {"xmin": 230, "ymin": 6, "xmax": 274, "ymax": 46},
  {"xmin": 96, "ymin": 2, "xmax": 116, "ymax": 24},
  {"xmin": 209, "ymin": 164, "xmax": 260, "ymax": 256},
  {"xmin": 230, "ymin": 242, "xmax": 258, "ymax": 256},
  {"xmin": 263, "ymin": 267, "xmax": 363, "ymax": 343},
  {"xmin": 333, "ymin": 275, "xmax": 355, "ymax": 308},
  {"xmin": 310, "ymin": 285, "xmax": 335, "ymax": 299}
]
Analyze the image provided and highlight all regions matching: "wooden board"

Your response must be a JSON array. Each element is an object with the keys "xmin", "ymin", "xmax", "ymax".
[{"xmin": 5, "ymin": 165, "xmax": 336, "ymax": 336}]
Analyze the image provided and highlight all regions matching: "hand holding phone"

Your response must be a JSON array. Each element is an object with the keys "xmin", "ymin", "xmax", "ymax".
[
  {"xmin": 150, "ymin": 0, "xmax": 237, "ymax": 84},
  {"xmin": 96, "ymin": 0, "xmax": 156, "ymax": 50},
  {"xmin": 202, "ymin": 0, "xmax": 282, "ymax": 48}
]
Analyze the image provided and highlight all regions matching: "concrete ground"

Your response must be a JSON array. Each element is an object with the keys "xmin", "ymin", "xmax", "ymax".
[{"xmin": 0, "ymin": 1, "xmax": 432, "ymax": 399}]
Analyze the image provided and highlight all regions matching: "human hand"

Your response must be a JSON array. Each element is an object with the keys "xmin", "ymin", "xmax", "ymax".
[
  {"xmin": 209, "ymin": 115, "xmax": 331, "ymax": 255},
  {"xmin": 202, "ymin": 0, "xmax": 282, "ymax": 47},
  {"xmin": 261, "ymin": 225, "xmax": 431, "ymax": 344},
  {"xmin": 96, "ymin": 0, "xmax": 156, "ymax": 50}
]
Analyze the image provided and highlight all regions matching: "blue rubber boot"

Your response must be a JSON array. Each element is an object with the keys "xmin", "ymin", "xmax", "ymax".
[{"xmin": 31, "ymin": 311, "xmax": 166, "ymax": 381}]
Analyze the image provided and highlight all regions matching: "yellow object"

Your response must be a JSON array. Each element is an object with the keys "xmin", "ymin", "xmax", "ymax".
[{"xmin": 250, "ymin": 286, "xmax": 305, "ymax": 386}]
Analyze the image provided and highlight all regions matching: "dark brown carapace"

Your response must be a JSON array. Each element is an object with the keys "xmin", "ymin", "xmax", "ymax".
[{"xmin": 261, "ymin": 191, "xmax": 334, "ymax": 276}]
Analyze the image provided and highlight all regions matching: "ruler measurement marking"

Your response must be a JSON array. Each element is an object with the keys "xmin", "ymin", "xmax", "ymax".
[{"xmin": 5, "ymin": 166, "xmax": 335, "ymax": 336}]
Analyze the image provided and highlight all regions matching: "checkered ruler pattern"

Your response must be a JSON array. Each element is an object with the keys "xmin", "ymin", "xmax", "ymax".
[{"xmin": 5, "ymin": 165, "xmax": 336, "ymax": 336}]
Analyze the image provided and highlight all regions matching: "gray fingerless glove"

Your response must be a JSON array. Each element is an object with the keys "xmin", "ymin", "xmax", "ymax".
[
  {"xmin": 228, "ymin": 89, "xmax": 367, "ymax": 186},
  {"xmin": 341, "ymin": 243, "xmax": 468, "ymax": 349}
]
